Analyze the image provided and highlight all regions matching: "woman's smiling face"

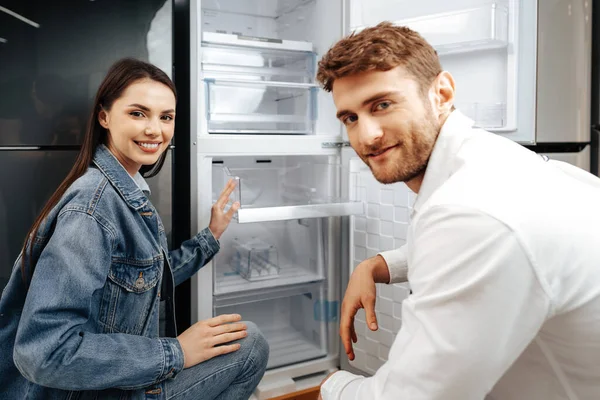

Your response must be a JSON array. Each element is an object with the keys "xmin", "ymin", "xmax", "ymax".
[{"xmin": 99, "ymin": 78, "xmax": 176, "ymax": 176}]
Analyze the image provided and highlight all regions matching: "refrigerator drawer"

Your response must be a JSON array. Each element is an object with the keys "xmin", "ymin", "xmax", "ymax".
[
  {"xmin": 204, "ymin": 79, "xmax": 317, "ymax": 135},
  {"xmin": 213, "ymin": 219, "xmax": 326, "ymax": 295},
  {"xmin": 214, "ymin": 283, "xmax": 328, "ymax": 369},
  {"xmin": 202, "ymin": 42, "xmax": 316, "ymax": 84},
  {"xmin": 214, "ymin": 156, "xmax": 364, "ymax": 223}
]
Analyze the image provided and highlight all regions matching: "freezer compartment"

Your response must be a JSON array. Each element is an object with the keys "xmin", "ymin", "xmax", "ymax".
[
  {"xmin": 200, "ymin": 0, "xmax": 320, "ymax": 45},
  {"xmin": 205, "ymin": 79, "xmax": 317, "ymax": 134},
  {"xmin": 213, "ymin": 156, "xmax": 364, "ymax": 223},
  {"xmin": 201, "ymin": 39, "xmax": 315, "ymax": 83},
  {"xmin": 353, "ymin": 1, "xmax": 509, "ymax": 55},
  {"xmin": 214, "ymin": 283, "xmax": 328, "ymax": 369},
  {"xmin": 213, "ymin": 219, "xmax": 325, "ymax": 295}
]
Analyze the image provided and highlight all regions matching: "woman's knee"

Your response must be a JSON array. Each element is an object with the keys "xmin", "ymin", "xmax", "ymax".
[{"xmin": 243, "ymin": 321, "xmax": 269, "ymax": 373}]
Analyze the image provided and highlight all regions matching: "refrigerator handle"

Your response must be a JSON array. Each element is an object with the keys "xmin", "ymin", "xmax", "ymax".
[{"xmin": 591, "ymin": 126, "xmax": 600, "ymax": 177}]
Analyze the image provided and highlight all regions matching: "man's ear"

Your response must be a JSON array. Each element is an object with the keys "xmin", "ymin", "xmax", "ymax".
[{"xmin": 429, "ymin": 71, "xmax": 456, "ymax": 118}]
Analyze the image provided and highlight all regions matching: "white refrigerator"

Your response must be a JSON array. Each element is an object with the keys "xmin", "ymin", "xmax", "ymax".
[{"xmin": 187, "ymin": 1, "xmax": 591, "ymax": 398}]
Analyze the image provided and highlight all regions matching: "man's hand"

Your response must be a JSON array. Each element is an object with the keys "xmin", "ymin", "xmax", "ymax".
[{"xmin": 340, "ymin": 255, "xmax": 390, "ymax": 360}]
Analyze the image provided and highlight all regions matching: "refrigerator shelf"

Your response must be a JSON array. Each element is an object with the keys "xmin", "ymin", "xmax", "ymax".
[
  {"xmin": 214, "ymin": 262, "xmax": 325, "ymax": 295},
  {"xmin": 233, "ymin": 202, "xmax": 365, "ymax": 223},
  {"xmin": 202, "ymin": 31, "xmax": 314, "ymax": 52}
]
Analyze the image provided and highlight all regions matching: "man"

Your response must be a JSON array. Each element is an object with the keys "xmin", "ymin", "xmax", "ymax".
[{"xmin": 317, "ymin": 22, "xmax": 600, "ymax": 400}]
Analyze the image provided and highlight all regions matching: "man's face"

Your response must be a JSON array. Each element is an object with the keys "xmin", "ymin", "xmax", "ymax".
[{"xmin": 332, "ymin": 67, "xmax": 441, "ymax": 185}]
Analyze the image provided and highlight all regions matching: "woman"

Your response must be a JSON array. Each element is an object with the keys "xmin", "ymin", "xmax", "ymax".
[{"xmin": 0, "ymin": 58, "xmax": 269, "ymax": 399}]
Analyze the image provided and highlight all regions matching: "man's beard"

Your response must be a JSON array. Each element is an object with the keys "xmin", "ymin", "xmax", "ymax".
[{"xmin": 362, "ymin": 113, "xmax": 440, "ymax": 185}]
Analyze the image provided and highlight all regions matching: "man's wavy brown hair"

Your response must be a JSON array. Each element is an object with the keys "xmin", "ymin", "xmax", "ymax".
[{"xmin": 316, "ymin": 22, "xmax": 442, "ymax": 94}]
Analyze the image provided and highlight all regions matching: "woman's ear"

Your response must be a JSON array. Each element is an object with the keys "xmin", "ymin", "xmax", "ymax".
[{"xmin": 98, "ymin": 107, "xmax": 109, "ymax": 129}]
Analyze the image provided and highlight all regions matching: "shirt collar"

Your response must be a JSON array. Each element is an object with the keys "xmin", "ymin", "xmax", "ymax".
[
  {"xmin": 92, "ymin": 144, "xmax": 149, "ymax": 210},
  {"xmin": 412, "ymin": 110, "xmax": 475, "ymax": 214},
  {"xmin": 132, "ymin": 172, "xmax": 151, "ymax": 196}
]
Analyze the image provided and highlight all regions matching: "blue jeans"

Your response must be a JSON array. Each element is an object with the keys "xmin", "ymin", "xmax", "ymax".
[{"xmin": 165, "ymin": 321, "xmax": 269, "ymax": 400}]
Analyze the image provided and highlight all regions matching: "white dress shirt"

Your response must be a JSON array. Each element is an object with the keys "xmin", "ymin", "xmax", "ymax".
[{"xmin": 321, "ymin": 111, "xmax": 600, "ymax": 400}]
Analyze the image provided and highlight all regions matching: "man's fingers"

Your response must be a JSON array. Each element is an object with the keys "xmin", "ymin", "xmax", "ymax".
[{"xmin": 363, "ymin": 295, "xmax": 378, "ymax": 331}]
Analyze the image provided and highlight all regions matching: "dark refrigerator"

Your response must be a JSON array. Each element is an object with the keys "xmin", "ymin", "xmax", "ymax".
[{"xmin": 0, "ymin": 0, "xmax": 189, "ymax": 327}]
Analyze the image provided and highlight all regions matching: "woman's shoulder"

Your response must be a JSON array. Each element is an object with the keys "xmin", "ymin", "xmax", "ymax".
[{"xmin": 59, "ymin": 167, "xmax": 125, "ymax": 219}]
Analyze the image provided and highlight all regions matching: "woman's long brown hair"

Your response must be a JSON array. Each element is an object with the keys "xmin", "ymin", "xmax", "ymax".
[{"xmin": 20, "ymin": 58, "xmax": 177, "ymax": 281}]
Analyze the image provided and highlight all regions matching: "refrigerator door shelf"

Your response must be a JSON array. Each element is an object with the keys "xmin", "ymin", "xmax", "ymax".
[
  {"xmin": 353, "ymin": 2, "xmax": 509, "ymax": 56},
  {"xmin": 214, "ymin": 282, "xmax": 328, "ymax": 369},
  {"xmin": 202, "ymin": 43, "xmax": 316, "ymax": 84}
]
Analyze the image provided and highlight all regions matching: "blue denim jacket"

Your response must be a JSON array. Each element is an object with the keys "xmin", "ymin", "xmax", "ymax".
[{"xmin": 0, "ymin": 144, "xmax": 220, "ymax": 399}]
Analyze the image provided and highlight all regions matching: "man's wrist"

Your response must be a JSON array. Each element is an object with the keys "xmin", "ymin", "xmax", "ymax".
[{"xmin": 368, "ymin": 254, "xmax": 391, "ymax": 284}]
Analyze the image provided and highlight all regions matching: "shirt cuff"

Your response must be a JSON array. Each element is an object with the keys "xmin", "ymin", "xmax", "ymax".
[
  {"xmin": 157, "ymin": 337, "xmax": 185, "ymax": 381},
  {"xmin": 379, "ymin": 247, "xmax": 408, "ymax": 284},
  {"xmin": 321, "ymin": 371, "xmax": 364, "ymax": 400},
  {"xmin": 197, "ymin": 227, "xmax": 220, "ymax": 259}
]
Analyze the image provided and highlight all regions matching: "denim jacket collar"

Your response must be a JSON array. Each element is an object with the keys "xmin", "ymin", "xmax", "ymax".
[{"xmin": 92, "ymin": 144, "xmax": 149, "ymax": 210}]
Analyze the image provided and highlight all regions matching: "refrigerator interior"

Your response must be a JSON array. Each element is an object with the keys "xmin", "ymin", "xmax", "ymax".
[{"xmin": 203, "ymin": 154, "xmax": 356, "ymax": 370}]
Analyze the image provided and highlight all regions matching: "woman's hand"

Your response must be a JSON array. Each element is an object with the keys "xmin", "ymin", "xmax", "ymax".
[
  {"xmin": 177, "ymin": 314, "xmax": 247, "ymax": 368},
  {"xmin": 209, "ymin": 179, "xmax": 240, "ymax": 240}
]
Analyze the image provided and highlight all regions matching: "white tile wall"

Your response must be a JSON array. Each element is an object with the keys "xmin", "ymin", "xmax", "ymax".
[{"xmin": 348, "ymin": 160, "xmax": 413, "ymax": 374}]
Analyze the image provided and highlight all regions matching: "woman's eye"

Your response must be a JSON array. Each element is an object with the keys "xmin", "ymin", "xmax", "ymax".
[
  {"xmin": 375, "ymin": 101, "xmax": 391, "ymax": 111},
  {"xmin": 161, "ymin": 115, "xmax": 174, "ymax": 121},
  {"xmin": 130, "ymin": 111, "xmax": 144, "ymax": 118}
]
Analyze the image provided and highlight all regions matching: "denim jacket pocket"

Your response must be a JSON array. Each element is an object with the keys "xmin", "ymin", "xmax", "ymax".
[{"xmin": 99, "ymin": 257, "xmax": 163, "ymax": 335}]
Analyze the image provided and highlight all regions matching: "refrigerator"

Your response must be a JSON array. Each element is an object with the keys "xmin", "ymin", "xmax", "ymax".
[
  {"xmin": 0, "ymin": 0, "xmax": 176, "ymax": 296},
  {"xmin": 187, "ymin": 1, "xmax": 593, "ymax": 399}
]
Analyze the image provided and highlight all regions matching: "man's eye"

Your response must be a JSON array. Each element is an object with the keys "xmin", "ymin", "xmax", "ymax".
[
  {"xmin": 343, "ymin": 115, "xmax": 358, "ymax": 125},
  {"xmin": 375, "ymin": 101, "xmax": 391, "ymax": 111}
]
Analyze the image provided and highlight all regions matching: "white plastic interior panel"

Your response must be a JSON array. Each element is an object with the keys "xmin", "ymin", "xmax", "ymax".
[
  {"xmin": 346, "ymin": 0, "xmax": 537, "ymax": 143},
  {"xmin": 212, "ymin": 155, "xmax": 364, "ymax": 223},
  {"xmin": 197, "ymin": 0, "xmax": 343, "ymax": 137},
  {"xmin": 214, "ymin": 283, "xmax": 328, "ymax": 369},
  {"xmin": 347, "ymin": 158, "xmax": 412, "ymax": 374}
]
